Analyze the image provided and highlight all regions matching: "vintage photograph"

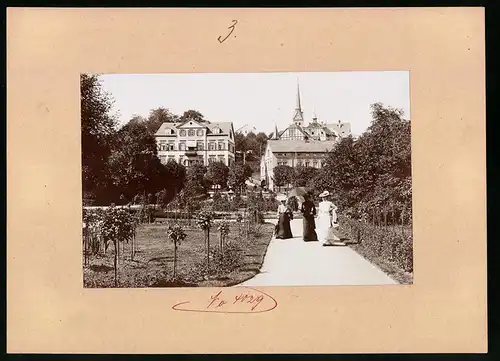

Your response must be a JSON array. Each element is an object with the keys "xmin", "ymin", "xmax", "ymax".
[{"xmin": 81, "ymin": 71, "xmax": 412, "ymax": 288}]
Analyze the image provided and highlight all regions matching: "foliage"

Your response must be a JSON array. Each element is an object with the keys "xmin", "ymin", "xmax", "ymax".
[
  {"xmin": 312, "ymin": 103, "xmax": 412, "ymax": 218},
  {"xmin": 167, "ymin": 224, "xmax": 187, "ymax": 245},
  {"xmin": 210, "ymin": 241, "xmax": 243, "ymax": 274},
  {"xmin": 180, "ymin": 109, "xmax": 206, "ymax": 123},
  {"xmin": 235, "ymin": 131, "xmax": 269, "ymax": 161},
  {"xmin": 205, "ymin": 162, "xmax": 229, "ymax": 189},
  {"xmin": 339, "ymin": 215, "xmax": 413, "ymax": 274},
  {"xmin": 287, "ymin": 196, "xmax": 299, "ymax": 211},
  {"xmin": 98, "ymin": 205, "xmax": 136, "ymax": 286},
  {"xmin": 81, "ymin": 74, "xmax": 117, "ymax": 200},
  {"xmin": 273, "ymin": 165, "xmax": 294, "ymax": 189},
  {"xmin": 293, "ymin": 165, "xmax": 319, "ymax": 187},
  {"xmin": 228, "ymin": 162, "xmax": 252, "ymax": 194},
  {"xmin": 195, "ymin": 210, "xmax": 214, "ymax": 230},
  {"xmin": 167, "ymin": 223, "xmax": 187, "ymax": 279},
  {"xmin": 212, "ymin": 192, "xmax": 231, "ymax": 211},
  {"xmin": 217, "ymin": 219, "xmax": 230, "ymax": 237}
]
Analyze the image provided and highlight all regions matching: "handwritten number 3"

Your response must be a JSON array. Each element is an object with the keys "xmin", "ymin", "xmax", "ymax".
[{"xmin": 218, "ymin": 20, "xmax": 238, "ymax": 43}]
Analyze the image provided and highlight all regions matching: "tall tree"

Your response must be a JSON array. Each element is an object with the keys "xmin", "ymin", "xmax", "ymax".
[
  {"xmin": 180, "ymin": 110, "xmax": 205, "ymax": 123},
  {"xmin": 146, "ymin": 107, "xmax": 178, "ymax": 135},
  {"xmin": 107, "ymin": 121, "xmax": 164, "ymax": 200},
  {"xmin": 205, "ymin": 162, "xmax": 229, "ymax": 190},
  {"xmin": 80, "ymin": 74, "xmax": 117, "ymax": 198},
  {"xmin": 185, "ymin": 163, "xmax": 208, "ymax": 195},
  {"xmin": 273, "ymin": 165, "xmax": 294, "ymax": 192},
  {"xmin": 293, "ymin": 165, "xmax": 319, "ymax": 187},
  {"xmin": 228, "ymin": 162, "xmax": 250, "ymax": 194}
]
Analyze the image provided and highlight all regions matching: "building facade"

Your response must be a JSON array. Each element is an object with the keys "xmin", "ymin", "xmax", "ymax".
[
  {"xmin": 154, "ymin": 120, "xmax": 236, "ymax": 167},
  {"xmin": 260, "ymin": 140, "xmax": 337, "ymax": 191},
  {"xmin": 261, "ymin": 81, "xmax": 349, "ymax": 191}
]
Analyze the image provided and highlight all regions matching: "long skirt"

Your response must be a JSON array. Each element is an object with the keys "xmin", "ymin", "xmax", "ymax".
[
  {"xmin": 316, "ymin": 216, "xmax": 341, "ymax": 244},
  {"xmin": 302, "ymin": 216, "xmax": 318, "ymax": 241},
  {"xmin": 276, "ymin": 213, "xmax": 293, "ymax": 239}
]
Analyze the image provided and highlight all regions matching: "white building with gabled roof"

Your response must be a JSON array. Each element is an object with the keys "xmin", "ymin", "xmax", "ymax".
[{"xmin": 154, "ymin": 119, "xmax": 236, "ymax": 167}]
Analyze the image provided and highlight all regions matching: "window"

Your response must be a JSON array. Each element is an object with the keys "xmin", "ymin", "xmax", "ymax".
[
  {"xmin": 167, "ymin": 142, "xmax": 175, "ymax": 151},
  {"xmin": 209, "ymin": 156, "xmax": 216, "ymax": 163},
  {"xmin": 209, "ymin": 142, "xmax": 215, "ymax": 150},
  {"xmin": 188, "ymin": 129, "xmax": 195, "ymax": 136},
  {"xmin": 160, "ymin": 155, "xmax": 167, "ymax": 164},
  {"xmin": 297, "ymin": 161, "xmax": 303, "ymax": 166},
  {"xmin": 179, "ymin": 156, "xmax": 184, "ymax": 164},
  {"xmin": 180, "ymin": 130, "xmax": 186, "ymax": 136},
  {"xmin": 168, "ymin": 156, "xmax": 175, "ymax": 161},
  {"xmin": 218, "ymin": 155, "xmax": 224, "ymax": 163},
  {"xmin": 197, "ymin": 129, "xmax": 204, "ymax": 136},
  {"xmin": 179, "ymin": 142, "xmax": 186, "ymax": 151},
  {"xmin": 305, "ymin": 161, "xmax": 310, "ymax": 167},
  {"xmin": 197, "ymin": 141, "xmax": 204, "ymax": 150},
  {"xmin": 218, "ymin": 142, "xmax": 224, "ymax": 150},
  {"xmin": 313, "ymin": 161, "xmax": 318, "ymax": 168}
]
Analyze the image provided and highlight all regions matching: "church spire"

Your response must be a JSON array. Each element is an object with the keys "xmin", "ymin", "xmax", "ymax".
[
  {"xmin": 293, "ymin": 78, "xmax": 304, "ymax": 126},
  {"xmin": 296, "ymin": 79, "xmax": 302, "ymax": 111}
]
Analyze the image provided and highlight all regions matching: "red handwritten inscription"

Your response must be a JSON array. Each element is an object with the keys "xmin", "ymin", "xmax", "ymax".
[{"xmin": 172, "ymin": 287, "xmax": 277, "ymax": 314}]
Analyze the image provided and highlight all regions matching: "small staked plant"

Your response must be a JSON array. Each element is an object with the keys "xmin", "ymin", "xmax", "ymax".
[
  {"xmin": 217, "ymin": 219, "xmax": 230, "ymax": 265},
  {"xmin": 167, "ymin": 224, "xmax": 187, "ymax": 280},
  {"xmin": 195, "ymin": 210, "xmax": 214, "ymax": 272}
]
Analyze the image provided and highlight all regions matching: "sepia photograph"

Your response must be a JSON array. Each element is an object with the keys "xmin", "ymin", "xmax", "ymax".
[{"xmin": 81, "ymin": 71, "xmax": 412, "ymax": 288}]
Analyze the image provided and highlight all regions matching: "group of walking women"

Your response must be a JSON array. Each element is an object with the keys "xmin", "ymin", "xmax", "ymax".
[{"xmin": 275, "ymin": 190, "xmax": 340, "ymax": 246}]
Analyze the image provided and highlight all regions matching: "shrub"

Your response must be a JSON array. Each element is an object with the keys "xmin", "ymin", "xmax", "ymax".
[{"xmin": 339, "ymin": 215, "xmax": 413, "ymax": 274}]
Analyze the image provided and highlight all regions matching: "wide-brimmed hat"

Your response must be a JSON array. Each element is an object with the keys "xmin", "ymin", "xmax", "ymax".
[{"xmin": 318, "ymin": 190, "xmax": 330, "ymax": 198}]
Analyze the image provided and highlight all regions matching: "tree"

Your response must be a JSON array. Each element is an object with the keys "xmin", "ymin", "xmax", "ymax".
[
  {"xmin": 146, "ymin": 107, "xmax": 178, "ymax": 135},
  {"xmin": 293, "ymin": 165, "xmax": 319, "ymax": 187},
  {"xmin": 99, "ymin": 206, "xmax": 135, "ymax": 287},
  {"xmin": 185, "ymin": 163, "xmax": 208, "ymax": 195},
  {"xmin": 107, "ymin": 120, "xmax": 164, "ymax": 200},
  {"xmin": 80, "ymin": 74, "xmax": 117, "ymax": 200},
  {"xmin": 313, "ymin": 102, "xmax": 411, "ymax": 218},
  {"xmin": 205, "ymin": 162, "xmax": 229, "ymax": 189},
  {"xmin": 180, "ymin": 109, "xmax": 206, "ymax": 123},
  {"xmin": 234, "ymin": 132, "xmax": 247, "ymax": 153},
  {"xmin": 228, "ymin": 162, "xmax": 250, "ymax": 194},
  {"xmin": 167, "ymin": 224, "xmax": 187, "ymax": 279},
  {"xmin": 273, "ymin": 165, "xmax": 294, "ymax": 192},
  {"xmin": 161, "ymin": 159, "xmax": 186, "ymax": 200}
]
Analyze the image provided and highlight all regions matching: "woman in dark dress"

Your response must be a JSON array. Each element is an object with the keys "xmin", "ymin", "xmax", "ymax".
[
  {"xmin": 276, "ymin": 198, "xmax": 293, "ymax": 239},
  {"xmin": 300, "ymin": 193, "xmax": 318, "ymax": 242}
]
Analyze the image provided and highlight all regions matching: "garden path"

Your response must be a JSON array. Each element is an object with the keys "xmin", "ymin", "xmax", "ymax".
[{"xmin": 240, "ymin": 218, "xmax": 397, "ymax": 286}]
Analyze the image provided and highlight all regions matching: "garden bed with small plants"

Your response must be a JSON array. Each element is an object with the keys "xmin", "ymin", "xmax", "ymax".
[{"xmin": 83, "ymin": 207, "xmax": 275, "ymax": 288}]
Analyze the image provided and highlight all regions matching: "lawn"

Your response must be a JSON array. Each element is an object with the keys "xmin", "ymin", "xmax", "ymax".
[{"xmin": 83, "ymin": 221, "xmax": 275, "ymax": 288}]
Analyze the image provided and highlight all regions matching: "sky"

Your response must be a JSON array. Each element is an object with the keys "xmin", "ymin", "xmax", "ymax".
[{"xmin": 99, "ymin": 71, "xmax": 410, "ymax": 137}]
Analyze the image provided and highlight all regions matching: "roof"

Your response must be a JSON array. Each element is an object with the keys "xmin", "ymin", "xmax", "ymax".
[
  {"xmin": 154, "ymin": 122, "xmax": 181, "ymax": 136},
  {"xmin": 154, "ymin": 121, "xmax": 233, "ymax": 136},
  {"xmin": 325, "ymin": 122, "xmax": 351, "ymax": 135},
  {"xmin": 267, "ymin": 140, "xmax": 337, "ymax": 153},
  {"xmin": 206, "ymin": 122, "xmax": 232, "ymax": 135}
]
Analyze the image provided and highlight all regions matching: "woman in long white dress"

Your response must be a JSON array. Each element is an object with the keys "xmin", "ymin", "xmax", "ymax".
[{"xmin": 316, "ymin": 191, "xmax": 340, "ymax": 245}]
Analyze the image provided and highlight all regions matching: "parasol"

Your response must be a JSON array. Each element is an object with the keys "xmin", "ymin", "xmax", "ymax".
[{"xmin": 288, "ymin": 187, "xmax": 310, "ymax": 198}]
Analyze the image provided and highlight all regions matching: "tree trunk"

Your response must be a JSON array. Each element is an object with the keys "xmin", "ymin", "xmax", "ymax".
[
  {"xmin": 114, "ymin": 241, "xmax": 118, "ymax": 287},
  {"xmin": 206, "ymin": 229, "xmax": 210, "ymax": 271},
  {"xmin": 401, "ymin": 207, "xmax": 405, "ymax": 239},
  {"xmin": 173, "ymin": 243, "xmax": 177, "ymax": 279},
  {"xmin": 220, "ymin": 233, "xmax": 224, "ymax": 265}
]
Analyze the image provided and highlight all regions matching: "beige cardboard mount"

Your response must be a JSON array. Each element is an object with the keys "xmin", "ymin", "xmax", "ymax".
[{"xmin": 7, "ymin": 7, "xmax": 486, "ymax": 354}]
